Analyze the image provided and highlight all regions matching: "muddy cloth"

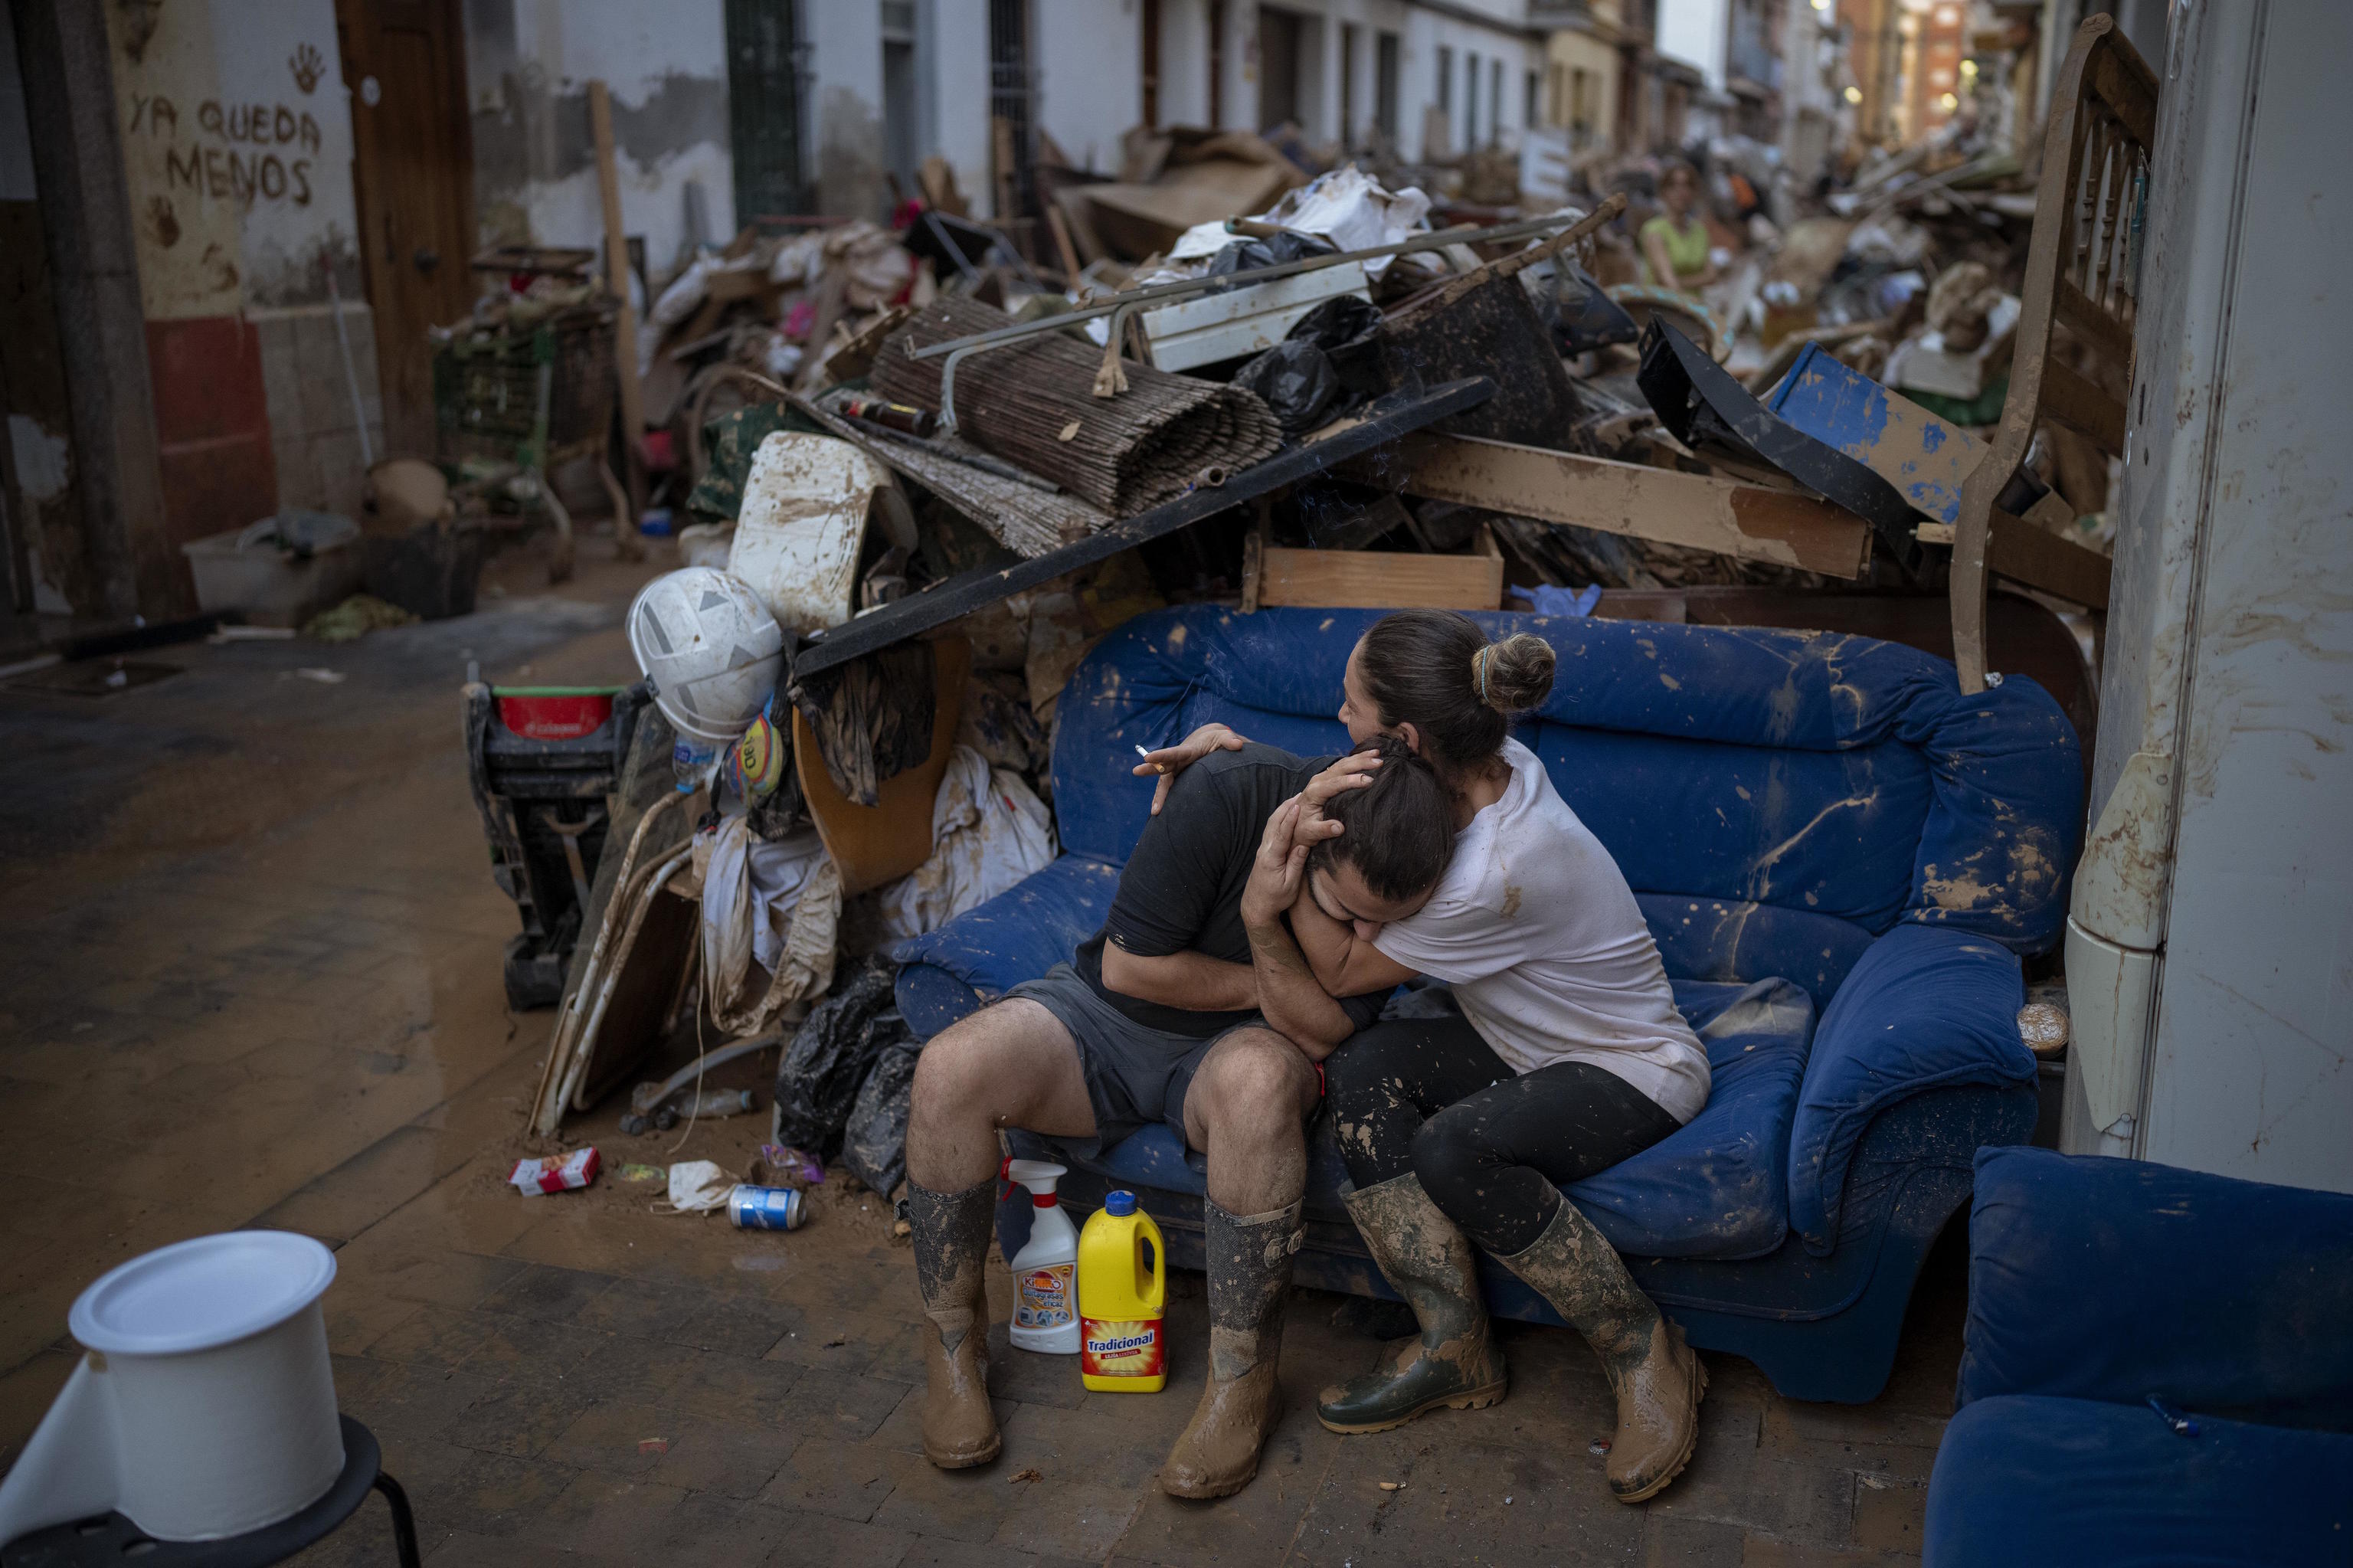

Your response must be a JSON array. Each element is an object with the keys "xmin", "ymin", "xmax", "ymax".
[
  {"xmin": 684, "ymin": 402, "xmax": 805, "ymax": 526},
  {"xmin": 1074, "ymin": 743, "xmax": 1378, "ymax": 1038},
  {"xmin": 842, "ymin": 1039, "xmax": 921, "ymax": 1196},
  {"xmin": 790, "ymin": 643, "xmax": 936, "ymax": 807},
  {"xmin": 1326, "ymin": 1013, "xmax": 1682, "ymax": 1255}
]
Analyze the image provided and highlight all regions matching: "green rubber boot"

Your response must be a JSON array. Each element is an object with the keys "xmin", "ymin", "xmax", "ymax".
[{"xmin": 1317, "ymin": 1174, "xmax": 1508, "ymax": 1434}]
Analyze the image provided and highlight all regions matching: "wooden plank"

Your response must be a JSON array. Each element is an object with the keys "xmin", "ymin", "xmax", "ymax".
[
  {"xmin": 2040, "ymin": 355, "xmax": 2128, "ymax": 453},
  {"xmin": 588, "ymin": 80, "xmax": 646, "ymax": 533},
  {"xmin": 1364, "ymin": 433, "xmax": 1872, "ymax": 580},
  {"xmin": 1987, "ymin": 506, "xmax": 2113, "ymax": 610},
  {"xmin": 2052, "ymin": 275, "xmax": 2134, "ymax": 368},
  {"xmin": 1259, "ymin": 525, "xmax": 1504, "ymax": 610}
]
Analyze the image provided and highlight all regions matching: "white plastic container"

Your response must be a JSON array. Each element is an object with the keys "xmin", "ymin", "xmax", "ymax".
[
  {"xmin": 0, "ymin": 1231, "xmax": 345, "ymax": 1543},
  {"xmin": 1005, "ymin": 1159, "xmax": 1080, "ymax": 1354},
  {"xmin": 182, "ymin": 523, "xmax": 363, "ymax": 629}
]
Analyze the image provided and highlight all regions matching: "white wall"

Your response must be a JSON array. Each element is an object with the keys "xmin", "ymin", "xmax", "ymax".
[
  {"xmin": 465, "ymin": 0, "xmax": 735, "ymax": 275},
  {"xmin": 1656, "ymin": 0, "xmax": 1730, "ymax": 93},
  {"xmin": 1036, "ymin": 0, "xmax": 1142, "ymax": 172}
]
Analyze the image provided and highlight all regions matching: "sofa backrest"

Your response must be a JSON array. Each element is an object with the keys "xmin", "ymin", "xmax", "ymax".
[{"xmin": 1052, "ymin": 607, "xmax": 2080, "ymax": 1007}]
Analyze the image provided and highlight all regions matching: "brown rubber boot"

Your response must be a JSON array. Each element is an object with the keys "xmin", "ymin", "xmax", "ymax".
[
  {"xmin": 908, "ymin": 1177, "xmax": 1001, "ymax": 1470},
  {"xmin": 1317, "ymin": 1175, "xmax": 1507, "ymax": 1433},
  {"xmin": 1492, "ymin": 1200, "xmax": 1706, "ymax": 1503},
  {"xmin": 1160, "ymin": 1198, "xmax": 1302, "ymax": 1499}
]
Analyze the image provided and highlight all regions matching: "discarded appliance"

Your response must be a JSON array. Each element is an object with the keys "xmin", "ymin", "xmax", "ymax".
[{"xmin": 728, "ymin": 433, "xmax": 917, "ymax": 634}]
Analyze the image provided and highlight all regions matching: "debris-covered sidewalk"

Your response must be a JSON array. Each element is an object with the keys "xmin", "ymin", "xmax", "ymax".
[{"xmin": 0, "ymin": 566, "xmax": 1955, "ymax": 1568}]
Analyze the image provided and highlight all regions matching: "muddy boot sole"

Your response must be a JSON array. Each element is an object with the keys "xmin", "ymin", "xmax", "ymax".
[
  {"xmin": 924, "ymin": 1431, "xmax": 1003, "ymax": 1471},
  {"xmin": 1316, "ymin": 1377, "xmax": 1508, "ymax": 1435},
  {"xmin": 1608, "ymin": 1353, "xmax": 1707, "ymax": 1504}
]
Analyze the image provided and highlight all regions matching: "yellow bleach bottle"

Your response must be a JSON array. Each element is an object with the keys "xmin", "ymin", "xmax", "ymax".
[{"xmin": 1078, "ymin": 1190, "xmax": 1167, "ymax": 1391}]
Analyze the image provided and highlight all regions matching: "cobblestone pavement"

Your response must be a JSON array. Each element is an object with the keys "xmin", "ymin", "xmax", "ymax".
[{"xmin": 0, "ymin": 555, "xmax": 1952, "ymax": 1566}]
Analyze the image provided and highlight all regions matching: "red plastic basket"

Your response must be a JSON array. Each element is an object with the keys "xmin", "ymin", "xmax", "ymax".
[{"xmin": 495, "ymin": 687, "xmax": 617, "ymax": 741}]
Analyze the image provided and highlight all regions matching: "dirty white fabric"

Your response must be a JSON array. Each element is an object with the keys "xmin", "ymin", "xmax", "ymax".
[
  {"xmin": 665, "ymin": 1160, "xmax": 734, "ymax": 1213},
  {"xmin": 698, "ymin": 813, "xmax": 841, "ymax": 1034},
  {"xmin": 1371, "ymin": 739, "xmax": 1711, "ymax": 1123},
  {"xmin": 1165, "ymin": 165, "xmax": 1432, "ymax": 277},
  {"xmin": 875, "ymin": 746, "xmax": 1057, "ymax": 940}
]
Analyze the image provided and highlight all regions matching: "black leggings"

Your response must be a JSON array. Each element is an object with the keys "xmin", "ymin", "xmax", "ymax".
[{"xmin": 1326, "ymin": 1013, "xmax": 1683, "ymax": 1255}]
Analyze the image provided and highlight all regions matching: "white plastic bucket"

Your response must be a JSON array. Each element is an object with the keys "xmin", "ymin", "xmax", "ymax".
[{"xmin": 0, "ymin": 1231, "xmax": 344, "ymax": 1543}]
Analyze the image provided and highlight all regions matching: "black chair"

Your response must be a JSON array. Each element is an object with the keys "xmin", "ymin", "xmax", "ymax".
[{"xmin": 0, "ymin": 1417, "xmax": 417, "ymax": 1568}]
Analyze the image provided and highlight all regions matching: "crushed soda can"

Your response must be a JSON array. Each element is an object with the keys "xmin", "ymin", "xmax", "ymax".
[
  {"xmin": 728, "ymin": 1183, "xmax": 807, "ymax": 1231},
  {"xmin": 510, "ymin": 1147, "xmax": 601, "ymax": 1195}
]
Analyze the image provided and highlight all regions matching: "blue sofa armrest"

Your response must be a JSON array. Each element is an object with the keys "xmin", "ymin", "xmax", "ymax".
[
  {"xmin": 1956, "ymin": 1147, "xmax": 2353, "ymax": 1432},
  {"xmin": 892, "ymin": 855, "xmax": 1122, "ymax": 1038},
  {"xmin": 1788, "ymin": 923, "xmax": 2030, "ymax": 1252}
]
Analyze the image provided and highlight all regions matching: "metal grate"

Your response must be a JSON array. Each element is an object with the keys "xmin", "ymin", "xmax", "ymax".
[{"xmin": 987, "ymin": 0, "xmax": 1036, "ymax": 220}]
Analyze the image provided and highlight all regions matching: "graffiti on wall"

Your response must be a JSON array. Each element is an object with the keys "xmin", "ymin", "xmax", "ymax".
[{"xmin": 127, "ymin": 92, "xmax": 322, "ymax": 221}]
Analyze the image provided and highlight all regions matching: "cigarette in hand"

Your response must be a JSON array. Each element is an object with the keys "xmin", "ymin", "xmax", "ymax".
[{"xmin": 1134, "ymin": 744, "xmax": 1167, "ymax": 774}]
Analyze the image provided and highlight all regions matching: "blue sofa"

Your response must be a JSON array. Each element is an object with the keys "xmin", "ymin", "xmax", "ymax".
[
  {"xmin": 895, "ymin": 605, "xmax": 2083, "ymax": 1402},
  {"xmin": 1926, "ymin": 1148, "xmax": 2353, "ymax": 1565}
]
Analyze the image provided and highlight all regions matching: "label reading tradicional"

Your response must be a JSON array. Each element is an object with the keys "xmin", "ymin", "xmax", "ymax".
[
  {"xmin": 1081, "ymin": 1315, "xmax": 1165, "ymax": 1378},
  {"xmin": 1016, "ymin": 1264, "xmax": 1075, "ymax": 1329}
]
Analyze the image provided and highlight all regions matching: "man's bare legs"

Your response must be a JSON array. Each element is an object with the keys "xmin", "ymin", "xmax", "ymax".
[
  {"xmin": 905, "ymin": 1000, "xmax": 1097, "ymax": 1470},
  {"xmin": 1164, "ymin": 1026, "xmax": 1319, "ymax": 1498}
]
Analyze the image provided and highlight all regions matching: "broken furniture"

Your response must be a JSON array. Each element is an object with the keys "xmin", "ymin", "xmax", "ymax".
[
  {"xmin": 893, "ymin": 604, "xmax": 2085, "ymax": 1403},
  {"xmin": 463, "ymin": 681, "xmax": 649, "ymax": 1010},
  {"xmin": 1923, "ymin": 1148, "xmax": 2353, "ymax": 1565},
  {"xmin": 1242, "ymin": 516, "xmax": 1505, "ymax": 611},
  {"xmin": 791, "ymin": 377, "xmax": 1494, "ymax": 679},
  {"xmin": 1947, "ymin": 15, "xmax": 2155, "ymax": 692},
  {"xmin": 433, "ymin": 298, "xmax": 629, "ymax": 583}
]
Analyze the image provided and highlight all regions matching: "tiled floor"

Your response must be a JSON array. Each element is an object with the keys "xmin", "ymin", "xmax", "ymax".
[{"xmin": 0, "ymin": 553, "xmax": 1955, "ymax": 1566}]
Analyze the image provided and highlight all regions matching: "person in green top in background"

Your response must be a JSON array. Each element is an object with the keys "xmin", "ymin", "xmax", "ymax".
[{"xmin": 1639, "ymin": 159, "xmax": 1717, "ymax": 294}]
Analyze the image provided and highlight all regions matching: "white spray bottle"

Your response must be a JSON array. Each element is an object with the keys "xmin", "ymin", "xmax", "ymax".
[{"xmin": 1005, "ymin": 1159, "xmax": 1081, "ymax": 1354}]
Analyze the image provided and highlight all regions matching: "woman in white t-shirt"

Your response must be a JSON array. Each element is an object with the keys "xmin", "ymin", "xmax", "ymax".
[{"xmin": 1135, "ymin": 610, "xmax": 1710, "ymax": 1504}]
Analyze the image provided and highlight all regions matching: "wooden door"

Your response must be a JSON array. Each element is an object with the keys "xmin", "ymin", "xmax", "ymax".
[{"xmin": 336, "ymin": 0, "xmax": 475, "ymax": 458}]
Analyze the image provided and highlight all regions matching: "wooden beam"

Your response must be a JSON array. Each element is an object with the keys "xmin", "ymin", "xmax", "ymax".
[
  {"xmin": 1361, "ymin": 433, "xmax": 1873, "ymax": 580},
  {"xmin": 1254, "ymin": 525, "xmax": 1505, "ymax": 611},
  {"xmin": 1987, "ymin": 506, "xmax": 2113, "ymax": 609},
  {"xmin": 588, "ymin": 80, "xmax": 646, "ymax": 542}
]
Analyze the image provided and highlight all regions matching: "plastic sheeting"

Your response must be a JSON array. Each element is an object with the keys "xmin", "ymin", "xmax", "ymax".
[{"xmin": 1166, "ymin": 165, "xmax": 1432, "ymax": 277}]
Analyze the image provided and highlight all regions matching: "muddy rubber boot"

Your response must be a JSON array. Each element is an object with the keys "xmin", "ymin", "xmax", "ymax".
[
  {"xmin": 1160, "ymin": 1198, "xmax": 1301, "ymax": 1499},
  {"xmin": 1492, "ymin": 1200, "xmax": 1705, "ymax": 1503},
  {"xmin": 1317, "ymin": 1175, "xmax": 1508, "ymax": 1433},
  {"xmin": 908, "ymin": 1177, "xmax": 1001, "ymax": 1470}
]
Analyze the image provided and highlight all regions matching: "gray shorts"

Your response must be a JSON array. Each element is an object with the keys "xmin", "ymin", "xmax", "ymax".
[{"xmin": 1004, "ymin": 963, "xmax": 1271, "ymax": 1156}]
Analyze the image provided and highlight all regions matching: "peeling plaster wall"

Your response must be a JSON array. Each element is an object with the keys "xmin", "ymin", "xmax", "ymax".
[
  {"xmin": 463, "ymin": 0, "xmax": 735, "ymax": 280},
  {"xmin": 803, "ymin": 2, "xmax": 886, "ymax": 223}
]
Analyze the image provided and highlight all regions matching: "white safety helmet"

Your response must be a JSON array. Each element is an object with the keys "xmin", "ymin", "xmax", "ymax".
[{"xmin": 627, "ymin": 568, "xmax": 786, "ymax": 745}]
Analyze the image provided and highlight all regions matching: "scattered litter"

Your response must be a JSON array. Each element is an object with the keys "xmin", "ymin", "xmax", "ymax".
[
  {"xmin": 303, "ymin": 593, "xmax": 417, "ymax": 643},
  {"xmin": 292, "ymin": 667, "xmax": 347, "ymax": 685},
  {"xmin": 727, "ymin": 1183, "xmax": 807, "ymax": 1231},
  {"xmin": 1009, "ymin": 1468, "xmax": 1044, "ymax": 1485},
  {"xmin": 637, "ymin": 1438, "xmax": 669, "ymax": 1456},
  {"xmin": 1378, "ymin": 1481, "xmax": 1405, "ymax": 1491},
  {"xmin": 1589, "ymin": 1437, "xmax": 1612, "ymax": 1456},
  {"xmin": 662, "ymin": 1160, "xmax": 735, "ymax": 1213},
  {"xmin": 510, "ymin": 1147, "xmax": 600, "ymax": 1194},
  {"xmin": 758, "ymin": 1144, "xmax": 828, "ymax": 1186},
  {"xmin": 618, "ymin": 1163, "xmax": 667, "ymax": 1183}
]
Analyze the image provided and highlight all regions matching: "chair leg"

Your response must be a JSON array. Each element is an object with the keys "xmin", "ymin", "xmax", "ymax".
[
  {"xmin": 1949, "ymin": 481, "xmax": 1995, "ymax": 693},
  {"xmin": 373, "ymin": 1471, "xmax": 422, "ymax": 1568}
]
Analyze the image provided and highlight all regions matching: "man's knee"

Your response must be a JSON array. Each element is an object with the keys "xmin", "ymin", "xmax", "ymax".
[
  {"xmin": 911, "ymin": 1000, "xmax": 1063, "ymax": 1124},
  {"xmin": 1193, "ymin": 1030, "xmax": 1315, "ymax": 1131},
  {"xmin": 1409, "ymin": 1104, "xmax": 1491, "ymax": 1211}
]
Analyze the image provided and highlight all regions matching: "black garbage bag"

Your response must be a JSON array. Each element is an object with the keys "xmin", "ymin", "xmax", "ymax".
[
  {"xmin": 842, "ymin": 1039, "xmax": 921, "ymax": 1197},
  {"xmin": 1229, "ymin": 293, "xmax": 1391, "ymax": 437},
  {"xmin": 1230, "ymin": 339, "xmax": 1340, "ymax": 436},
  {"xmin": 1205, "ymin": 230, "xmax": 1337, "ymax": 280},
  {"xmin": 771, "ymin": 957, "xmax": 902, "ymax": 1157}
]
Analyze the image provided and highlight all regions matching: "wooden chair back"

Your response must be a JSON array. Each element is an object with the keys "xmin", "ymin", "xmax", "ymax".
[{"xmin": 1949, "ymin": 14, "xmax": 2158, "ymax": 691}]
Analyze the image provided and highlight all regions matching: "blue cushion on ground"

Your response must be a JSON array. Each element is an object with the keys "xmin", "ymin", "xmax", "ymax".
[
  {"xmin": 1923, "ymin": 1395, "xmax": 2353, "ymax": 1568},
  {"xmin": 1960, "ymin": 1148, "xmax": 2353, "ymax": 1431},
  {"xmin": 1789, "ymin": 924, "xmax": 2029, "ymax": 1252},
  {"xmin": 1008, "ymin": 976, "xmax": 1817, "ymax": 1262}
]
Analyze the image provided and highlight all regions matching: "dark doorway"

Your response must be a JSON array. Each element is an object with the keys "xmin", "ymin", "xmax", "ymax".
[
  {"xmin": 1209, "ymin": 0, "xmax": 1226, "ymax": 127},
  {"xmin": 1258, "ymin": 6, "xmax": 1301, "ymax": 131},
  {"xmin": 882, "ymin": 0, "xmax": 921, "ymax": 198},
  {"xmin": 335, "ymin": 0, "xmax": 476, "ymax": 459},
  {"xmin": 725, "ymin": 0, "xmax": 807, "ymax": 224},
  {"xmin": 988, "ymin": 0, "xmax": 1036, "ymax": 221},
  {"xmin": 1141, "ymin": 0, "xmax": 1162, "ymax": 126},
  {"xmin": 1376, "ymin": 31, "xmax": 1400, "ymax": 141}
]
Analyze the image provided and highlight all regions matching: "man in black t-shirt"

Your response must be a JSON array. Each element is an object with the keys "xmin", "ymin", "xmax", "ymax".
[{"xmin": 902, "ymin": 738, "xmax": 1453, "ymax": 1501}]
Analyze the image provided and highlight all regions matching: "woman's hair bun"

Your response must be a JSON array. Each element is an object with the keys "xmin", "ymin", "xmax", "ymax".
[{"xmin": 1474, "ymin": 633, "xmax": 1556, "ymax": 713}]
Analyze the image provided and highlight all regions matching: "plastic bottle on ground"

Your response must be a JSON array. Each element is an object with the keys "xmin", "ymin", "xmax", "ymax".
[
  {"xmin": 1005, "ymin": 1159, "xmax": 1080, "ymax": 1354},
  {"xmin": 1078, "ymin": 1189, "xmax": 1167, "ymax": 1392}
]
